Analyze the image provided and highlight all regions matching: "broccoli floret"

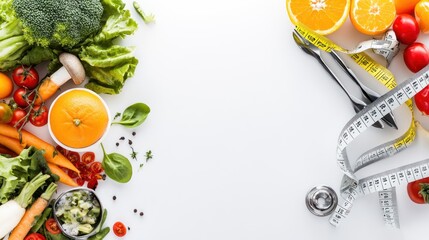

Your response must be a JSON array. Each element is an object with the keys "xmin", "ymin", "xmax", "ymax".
[{"xmin": 12, "ymin": 0, "xmax": 104, "ymax": 48}]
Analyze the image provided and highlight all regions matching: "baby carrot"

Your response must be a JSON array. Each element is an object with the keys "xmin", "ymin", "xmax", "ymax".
[
  {"xmin": 8, "ymin": 183, "xmax": 57, "ymax": 240},
  {"xmin": 0, "ymin": 134, "xmax": 78, "ymax": 187},
  {"xmin": 0, "ymin": 123, "xmax": 79, "ymax": 173}
]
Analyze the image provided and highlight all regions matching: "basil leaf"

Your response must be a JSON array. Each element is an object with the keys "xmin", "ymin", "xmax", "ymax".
[
  {"xmin": 101, "ymin": 143, "xmax": 132, "ymax": 183},
  {"xmin": 112, "ymin": 102, "xmax": 150, "ymax": 128}
]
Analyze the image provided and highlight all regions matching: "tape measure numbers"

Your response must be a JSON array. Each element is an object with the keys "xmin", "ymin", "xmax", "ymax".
[{"xmin": 294, "ymin": 23, "xmax": 423, "ymax": 228}]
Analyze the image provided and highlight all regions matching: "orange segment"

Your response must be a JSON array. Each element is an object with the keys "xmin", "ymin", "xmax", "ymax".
[
  {"xmin": 350, "ymin": 0, "xmax": 396, "ymax": 35},
  {"xmin": 286, "ymin": 0, "xmax": 350, "ymax": 35},
  {"xmin": 49, "ymin": 89, "xmax": 109, "ymax": 149}
]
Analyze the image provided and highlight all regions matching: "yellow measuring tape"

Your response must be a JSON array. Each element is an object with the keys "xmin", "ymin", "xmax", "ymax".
[{"xmin": 294, "ymin": 23, "xmax": 417, "ymax": 227}]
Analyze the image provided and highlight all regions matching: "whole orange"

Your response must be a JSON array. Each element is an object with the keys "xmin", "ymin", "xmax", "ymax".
[
  {"xmin": 415, "ymin": 0, "xmax": 429, "ymax": 33},
  {"xmin": 49, "ymin": 88, "xmax": 109, "ymax": 149},
  {"xmin": 395, "ymin": 0, "xmax": 420, "ymax": 14},
  {"xmin": 0, "ymin": 72, "xmax": 13, "ymax": 99}
]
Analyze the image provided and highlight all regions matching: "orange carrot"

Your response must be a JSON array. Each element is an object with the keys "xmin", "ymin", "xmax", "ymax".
[
  {"xmin": 47, "ymin": 163, "xmax": 78, "ymax": 187},
  {"xmin": 0, "ymin": 123, "xmax": 79, "ymax": 173},
  {"xmin": 0, "ymin": 144, "xmax": 17, "ymax": 156},
  {"xmin": 0, "ymin": 134, "xmax": 78, "ymax": 187},
  {"xmin": 8, "ymin": 183, "xmax": 57, "ymax": 240}
]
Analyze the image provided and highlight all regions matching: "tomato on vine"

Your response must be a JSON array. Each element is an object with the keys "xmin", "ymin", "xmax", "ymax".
[
  {"xmin": 0, "ymin": 103, "xmax": 12, "ymax": 123},
  {"xmin": 9, "ymin": 108, "xmax": 27, "ymax": 129},
  {"xmin": 29, "ymin": 105, "xmax": 48, "ymax": 127},
  {"xmin": 12, "ymin": 65, "xmax": 39, "ymax": 89},
  {"xmin": 13, "ymin": 87, "xmax": 35, "ymax": 108}
]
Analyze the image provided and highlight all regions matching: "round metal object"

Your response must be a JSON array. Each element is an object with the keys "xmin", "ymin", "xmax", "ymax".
[{"xmin": 305, "ymin": 185, "xmax": 338, "ymax": 217}]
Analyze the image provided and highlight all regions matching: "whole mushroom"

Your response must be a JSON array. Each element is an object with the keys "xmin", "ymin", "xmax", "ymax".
[{"xmin": 35, "ymin": 53, "xmax": 85, "ymax": 105}]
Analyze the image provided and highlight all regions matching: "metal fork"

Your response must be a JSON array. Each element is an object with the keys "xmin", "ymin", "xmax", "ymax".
[
  {"xmin": 329, "ymin": 50, "xmax": 398, "ymax": 129},
  {"xmin": 292, "ymin": 31, "xmax": 384, "ymax": 129}
]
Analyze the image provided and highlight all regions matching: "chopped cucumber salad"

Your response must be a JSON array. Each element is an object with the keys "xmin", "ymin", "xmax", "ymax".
[{"xmin": 55, "ymin": 189, "xmax": 102, "ymax": 236}]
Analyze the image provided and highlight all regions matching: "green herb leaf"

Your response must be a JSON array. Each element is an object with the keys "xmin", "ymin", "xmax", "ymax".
[
  {"xmin": 112, "ymin": 102, "xmax": 150, "ymax": 128},
  {"xmin": 101, "ymin": 143, "xmax": 133, "ymax": 183}
]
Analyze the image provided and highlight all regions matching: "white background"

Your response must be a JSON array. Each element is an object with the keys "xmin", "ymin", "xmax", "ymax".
[{"xmin": 22, "ymin": 0, "xmax": 429, "ymax": 239}]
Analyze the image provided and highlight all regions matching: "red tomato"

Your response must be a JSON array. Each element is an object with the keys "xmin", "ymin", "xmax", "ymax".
[
  {"xmin": 0, "ymin": 102, "xmax": 12, "ymax": 123},
  {"xmin": 45, "ymin": 218, "xmax": 61, "ymax": 234},
  {"xmin": 90, "ymin": 162, "xmax": 103, "ymax": 174},
  {"xmin": 12, "ymin": 65, "xmax": 39, "ymax": 89},
  {"xmin": 24, "ymin": 233, "xmax": 46, "ymax": 240},
  {"xmin": 404, "ymin": 42, "xmax": 429, "ymax": 73},
  {"xmin": 87, "ymin": 177, "xmax": 99, "ymax": 190},
  {"xmin": 55, "ymin": 145, "xmax": 68, "ymax": 157},
  {"xmin": 393, "ymin": 14, "xmax": 420, "ymax": 45},
  {"xmin": 29, "ymin": 105, "xmax": 48, "ymax": 127},
  {"xmin": 67, "ymin": 169, "xmax": 79, "ymax": 179},
  {"xmin": 407, "ymin": 177, "xmax": 429, "ymax": 204},
  {"xmin": 113, "ymin": 221, "xmax": 127, "ymax": 237},
  {"xmin": 9, "ymin": 108, "xmax": 27, "ymax": 128},
  {"xmin": 82, "ymin": 152, "xmax": 95, "ymax": 165},
  {"xmin": 415, "ymin": 85, "xmax": 429, "ymax": 114},
  {"xmin": 13, "ymin": 87, "xmax": 35, "ymax": 108},
  {"xmin": 67, "ymin": 151, "xmax": 80, "ymax": 164},
  {"xmin": 76, "ymin": 177, "xmax": 85, "ymax": 186}
]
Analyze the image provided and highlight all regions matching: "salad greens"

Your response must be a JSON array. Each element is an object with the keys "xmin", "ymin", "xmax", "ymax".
[
  {"xmin": 100, "ymin": 143, "xmax": 133, "ymax": 183},
  {"xmin": 0, "ymin": 147, "xmax": 57, "ymax": 204},
  {"xmin": 0, "ymin": 0, "xmax": 140, "ymax": 94},
  {"xmin": 112, "ymin": 102, "xmax": 150, "ymax": 128}
]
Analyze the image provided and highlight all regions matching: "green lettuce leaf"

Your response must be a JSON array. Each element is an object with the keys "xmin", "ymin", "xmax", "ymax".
[
  {"xmin": 80, "ymin": 44, "xmax": 138, "ymax": 94},
  {"xmin": 0, "ymin": 147, "xmax": 56, "ymax": 204}
]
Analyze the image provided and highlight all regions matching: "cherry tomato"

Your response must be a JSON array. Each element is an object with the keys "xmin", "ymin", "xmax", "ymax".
[
  {"xmin": 0, "ymin": 102, "xmax": 12, "ymax": 123},
  {"xmin": 407, "ymin": 177, "xmax": 429, "ymax": 204},
  {"xmin": 87, "ymin": 177, "xmax": 99, "ymax": 190},
  {"xmin": 24, "ymin": 233, "xmax": 46, "ymax": 240},
  {"xmin": 90, "ymin": 162, "xmax": 103, "ymax": 174},
  {"xmin": 81, "ymin": 152, "xmax": 95, "ymax": 165},
  {"xmin": 45, "ymin": 218, "xmax": 61, "ymax": 234},
  {"xmin": 55, "ymin": 145, "xmax": 68, "ymax": 157},
  {"xmin": 403, "ymin": 42, "xmax": 429, "ymax": 73},
  {"xmin": 67, "ymin": 169, "xmax": 79, "ymax": 179},
  {"xmin": 67, "ymin": 151, "xmax": 80, "ymax": 164},
  {"xmin": 415, "ymin": 85, "xmax": 429, "ymax": 115},
  {"xmin": 415, "ymin": 0, "xmax": 429, "ymax": 33},
  {"xmin": 13, "ymin": 87, "xmax": 35, "ymax": 108},
  {"xmin": 393, "ymin": 14, "xmax": 420, "ymax": 45},
  {"xmin": 9, "ymin": 108, "xmax": 27, "ymax": 128},
  {"xmin": 76, "ymin": 177, "xmax": 85, "ymax": 186},
  {"xmin": 113, "ymin": 221, "xmax": 127, "ymax": 237},
  {"xmin": 29, "ymin": 105, "xmax": 48, "ymax": 127},
  {"xmin": 0, "ymin": 72, "xmax": 13, "ymax": 99},
  {"xmin": 12, "ymin": 65, "xmax": 39, "ymax": 89}
]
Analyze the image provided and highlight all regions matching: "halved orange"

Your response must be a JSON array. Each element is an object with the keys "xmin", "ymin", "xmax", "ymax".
[
  {"xmin": 350, "ymin": 0, "xmax": 396, "ymax": 35},
  {"xmin": 286, "ymin": 0, "xmax": 350, "ymax": 35},
  {"xmin": 49, "ymin": 88, "xmax": 109, "ymax": 149}
]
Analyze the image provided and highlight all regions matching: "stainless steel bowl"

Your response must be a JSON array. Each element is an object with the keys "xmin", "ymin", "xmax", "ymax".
[{"xmin": 53, "ymin": 187, "xmax": 104, "ymax": 240}]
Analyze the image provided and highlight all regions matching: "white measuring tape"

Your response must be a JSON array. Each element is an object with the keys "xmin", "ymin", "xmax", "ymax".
[{"xmin": 294, "ymin": 23, "xmax": 428, "ymax": 228}]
